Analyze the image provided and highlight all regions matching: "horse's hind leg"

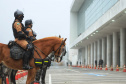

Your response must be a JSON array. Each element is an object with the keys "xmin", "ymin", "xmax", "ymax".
[
  {"xmin": 8, "ymin": 69, "xmax": 13, "ymax": 84},
  {"xmin": 26, "ymin": 68, "xmax": 36, "ymax": 84},
  {"xmin": 0, "ymin": 63, "xmax": 2, "ymax": 76},
  {"xmin": 9, "ymin": 70, "xmax": 17, "ymax": 84}
]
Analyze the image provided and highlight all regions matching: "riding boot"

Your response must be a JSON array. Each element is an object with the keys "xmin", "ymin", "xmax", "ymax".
[{"xmin": 22, "ymin": 50, "xmax": 33, "ymax": 70}]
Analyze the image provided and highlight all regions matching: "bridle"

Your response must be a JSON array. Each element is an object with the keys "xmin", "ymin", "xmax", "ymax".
[
  {"xmin": 33, "ymin": 40, "xmax": 66, "ymax": 62},
  {"xmin": 54, "ymin": 41, "xmax": 64, "ymax": 55},
  {"xmin": 53, "ymin": 41, "xmax": 66, "ymax": 62}
]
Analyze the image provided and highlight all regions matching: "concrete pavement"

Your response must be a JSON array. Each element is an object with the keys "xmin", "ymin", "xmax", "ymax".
[{"xmin": 17, "ymin": 66, "xmax": 126, "ymax": 84}]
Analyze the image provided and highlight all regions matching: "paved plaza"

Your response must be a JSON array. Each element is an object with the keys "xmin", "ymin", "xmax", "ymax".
[{"xmin": 17, "ymin": 66, "xmax": 126, "ymax": 84}]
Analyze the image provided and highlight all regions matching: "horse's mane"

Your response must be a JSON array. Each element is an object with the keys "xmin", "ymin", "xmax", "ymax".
[
  {"xmin": 0, "ymin": 36, "xmax": 63, "ymax": 48},
  {"xmin": 33, "ymin": 36, "xmax": 63, "ymax": 43}
]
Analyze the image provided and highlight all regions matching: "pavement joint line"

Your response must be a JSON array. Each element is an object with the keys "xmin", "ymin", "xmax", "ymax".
[
  {"xmin": 65, "ymin": 68, "xmax": 80, "ymax": 73},
  {"xmin": 83, "ymin": 73, "xmax": 106, "ymax": 76},
  {"xmin": 49, "ymin": 74, "xmax": 52, "ymax": 84}
]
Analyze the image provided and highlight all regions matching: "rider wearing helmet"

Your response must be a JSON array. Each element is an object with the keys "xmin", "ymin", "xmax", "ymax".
[
  {"xmin": 24, "ymin": 19, "xmax": 37, "ymax": 42},
  {"xmin": 12, "ymin": 10, "xmax": 33, "ymax": 70}
]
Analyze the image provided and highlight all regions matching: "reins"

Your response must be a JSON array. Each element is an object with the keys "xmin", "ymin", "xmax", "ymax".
[
  {"xmin": 33, "ymin": 45, "xmax": 54, "ymax": 61},
  {"xmin": 54, "ymin": 41, "xmax": 64, "ymax": 53},
  {"xmin": 54, "ymin": 41, "xmax": 65, "ymax": 57},
  {"xmin": 33, "ymin": 40, "xmax": 64, "ymax": 59},
  {"xmin": 34, "ymin": 45, "xmax": 48, "ymax": 59},
  {"xmin": 33, "ymin": 47, "xmax": 42, "ymax": 59}
]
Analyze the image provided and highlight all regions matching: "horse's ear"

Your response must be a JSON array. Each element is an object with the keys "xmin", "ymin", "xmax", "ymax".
[
  {"xmin": 63, "ymin": 38, "xmax": 67, "ymax": 42},
  {"xmin": 59, "ymin": 35, "xmax": 61, "ymax": 38}
]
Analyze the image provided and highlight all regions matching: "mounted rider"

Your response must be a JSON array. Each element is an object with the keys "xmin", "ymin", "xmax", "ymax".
[
  {"xmin": 24, "ymin": 19, "xmax": 37, "ymax": 43},
  {"xmin": 12, "ymin": 10, "xmax": 33, "ymax": 70}
]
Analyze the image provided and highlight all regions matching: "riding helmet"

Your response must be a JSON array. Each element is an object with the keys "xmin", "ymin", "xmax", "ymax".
[
  {"xmin": 25, "ymin": 19, "xmax": 33, "ymax": 27},
  {"xmin": 14, "ymin": 10, "xmax": 24, "ymax": 18}
]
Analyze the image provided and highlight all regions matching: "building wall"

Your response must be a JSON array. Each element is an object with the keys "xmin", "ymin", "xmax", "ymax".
[
  {"xmin": 77, "ymin": 0, "xmax": 93, "ymax": 36},
  {"xmin": 78, "ymin": 0, "xmax": 119, "ymax": 36},
  {"xmin": 70, "ymin": 0, "xmax": 126, "ymax": 48},
  {"xmin": 69, "ymin": 49, "xmax": 78, "ymax": 65},
  {"xmin": 70, "ymin": 12, "xmax": 78, "ymax": 43},
  {"xmin": 70, "ymin": 0, "xmax": 126, "ymax": 68}
]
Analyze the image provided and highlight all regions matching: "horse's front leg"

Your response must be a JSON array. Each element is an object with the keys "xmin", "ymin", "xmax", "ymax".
[
  {"xmin": 2, "ymin": 76, "xmax": 6, "ymax": 84},
  {"xmin": 41, "ymin": 66, "xmax": 47, "ymax": 84},
  {"xmin": 8, "ymin": 69, "xmax": 13, "ymax": 84},
  {"xmin": 26, "ymin": 68, "xmax": 37, "ymax": 84},
  {"xmin": 35, "ymin": 69, "xmax": 42, "ymax": 82}
]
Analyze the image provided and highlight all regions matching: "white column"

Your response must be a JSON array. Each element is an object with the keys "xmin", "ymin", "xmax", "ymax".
[
  {"xmin": 85, "ymin": 46, "xmax": 88, "ymax": 66},
  {"xmin": 84, "ymin": 47, "xmax": 86, "ymax": 66},
  {"xmin": 87, "ymin": 45, "xmax": 90, "ymax": 65},
  {"xmin": 91, "ymin": 43, "xmax": 94, "ymax": 67},
  {"xmin": 97, "ymin": 39, "xmax": 102, "ymax": 66},
  {"xmin": 102, "ymin": 37, "xmax": 106, "ymax": 67},
  {"xmin": 97, "ymin": 41, "xmax": 99, "ymax": 66},
  {"xmin": 113, "ymin": 32, "xmax": 119, "ymax": 68},
  {"xmin": 88, "ymin": 45, "xmax": 91, "ymax": 66},
  {"xmin": 77, "ymin": 49, "xmax": 80, "ymax": 66},
  {"xmin": 107, "ymin": 35, "xmax": 112, "ymax": 67},
  {"xmin": 120, "ymin": 28, "xmax": 126, "ymax": 68},
  {"xmin": 94, "ymin": 41, "xmax": 97, "ymax": 67},
  {"xmin": 79, "ymin": 49, "xmax": 82, "ymax": 66},
  {"xmin": 81, "ymin": 48, "xmax": 85, "ymax": 66}
]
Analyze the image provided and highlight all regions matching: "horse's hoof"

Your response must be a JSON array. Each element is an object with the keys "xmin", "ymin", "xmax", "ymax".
[{"xmin": 42, "ymin": 82, "xmax": 46, "ymax": 84}]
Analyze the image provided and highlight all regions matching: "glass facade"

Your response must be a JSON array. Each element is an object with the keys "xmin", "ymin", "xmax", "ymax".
[{"xmin": 77, "ymin": 0, "xmax": 119, "ymax": 36}]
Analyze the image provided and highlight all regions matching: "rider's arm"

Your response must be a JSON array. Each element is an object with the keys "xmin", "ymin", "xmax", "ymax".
[
  {"xmin": 26, "ymin": 28, "xmax": 36, "ymax": 41},
  {"xmin": 14, "ymin": 22, "xmax": 26, "ymax": 39},
  {"xmin": 26, "ymin": 28, "xmax": 33, "ymax": 37},
  {"xmin": 33, "ymin": 31, "xmax": 37, "ymax": 37},
  {"xmin": 32, "ymin": 31, "xmax": 37, "ymax": 40}
]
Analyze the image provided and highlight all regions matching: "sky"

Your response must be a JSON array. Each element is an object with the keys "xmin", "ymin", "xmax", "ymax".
[{"xmin": 0, "ymin": 0, "xmax": 73, "ymax": 47}]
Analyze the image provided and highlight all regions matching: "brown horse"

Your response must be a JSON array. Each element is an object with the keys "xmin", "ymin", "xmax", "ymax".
[{"xmin": 0, "ymin": 36, "xmax": 67, "ymax": 84}]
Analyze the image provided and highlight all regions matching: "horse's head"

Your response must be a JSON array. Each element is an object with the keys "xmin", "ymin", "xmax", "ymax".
[{"xmin": 53, "ymin": 38, "xmax": 67, "ymax": 63}]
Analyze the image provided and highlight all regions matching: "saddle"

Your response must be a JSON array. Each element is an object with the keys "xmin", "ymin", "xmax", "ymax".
[
  {"xmin": 8, "ymin": 41, "xmax": 51, "ymax": 67},
  {"xmin": 8, "ymin": 41, "xmax": 25, "ymax": 59}
]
